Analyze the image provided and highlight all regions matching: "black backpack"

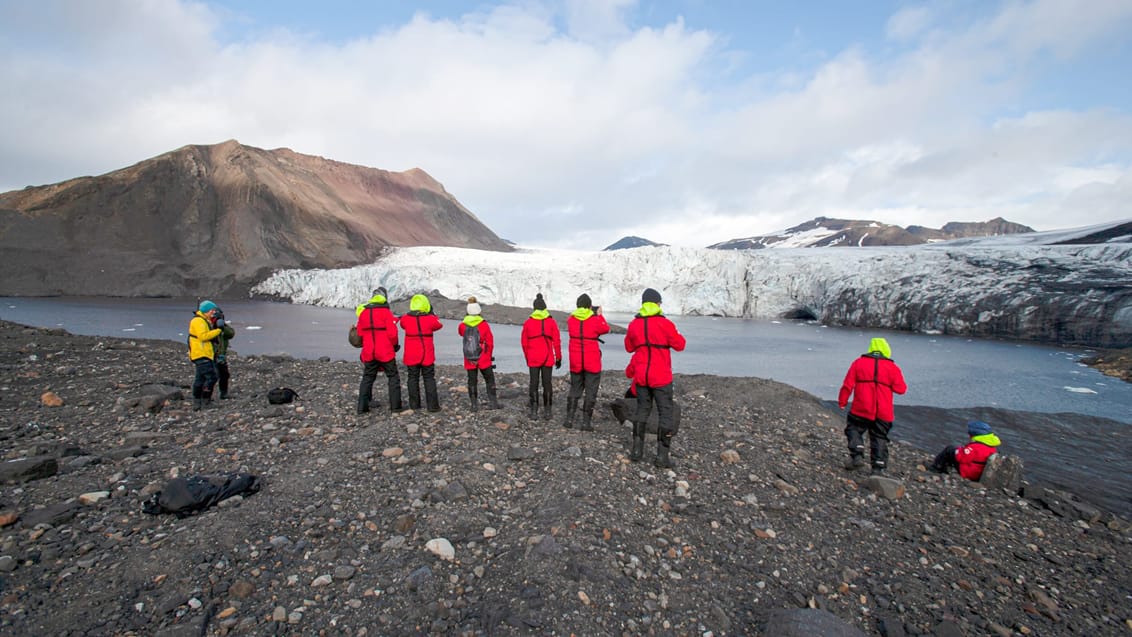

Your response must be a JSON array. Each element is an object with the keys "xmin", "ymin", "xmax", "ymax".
[
  {"xmin": 267, "ymin": 387, "xmax": 299, "ymax": 404},
  {"xmin": 462, "ymin": 326, "xmax": 482, "ymax": 360}
]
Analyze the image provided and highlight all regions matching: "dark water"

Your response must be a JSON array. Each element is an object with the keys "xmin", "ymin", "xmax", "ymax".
[{"xmin": 3, "ymin": 297, "xmax": 1129, "ymax": 516}]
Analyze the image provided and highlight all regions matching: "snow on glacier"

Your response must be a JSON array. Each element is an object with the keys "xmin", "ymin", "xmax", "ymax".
[{"xmin": 253, "ymin": 240, "xmax": 1132, "ymax": 340}]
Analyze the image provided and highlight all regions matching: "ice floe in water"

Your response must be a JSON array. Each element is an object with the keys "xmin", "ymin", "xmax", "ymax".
[{"xmin": 1063, "ymin": 386, "xmax": 1098, "ymax": 394}]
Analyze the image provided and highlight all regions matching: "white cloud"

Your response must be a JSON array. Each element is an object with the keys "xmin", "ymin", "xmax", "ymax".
[{"xmin": 0, "ymin": 0, "xmax": 1130, "ymax": 249}]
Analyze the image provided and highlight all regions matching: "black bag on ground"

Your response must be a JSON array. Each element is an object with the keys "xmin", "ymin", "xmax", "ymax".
[
  {"xmin": 142, "ymin": 472, "xmax": 261, "ymax": 516},
  {"xmin": 267, "ymin": 387, "xmax": 299, "ymax": 404}
]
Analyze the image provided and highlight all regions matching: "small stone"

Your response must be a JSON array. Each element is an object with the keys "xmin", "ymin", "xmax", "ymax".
[
  {"xmin": 0, "ymin": 511, "xmax": 18, "ymax": 527},
  {"xmin": 578, "ymin": 590, "xmax": 591, "ymax": 605},
  {"xmin": 288, "ymin": 611, "xmax": 302, "ymax": 623},
  {"xmin": 312, "ymin": 574, "xmax": 333, "ymax": 587},
  {"xmin": 720, "ymin": 450, "xmax": 740, "ymax": 464},
  {"xmin": 217, "ymin": 607, "xmax": 236, "ymax": 619},
  {"xmin": 78, "ymin": 491, "xmax": 110, "ymax": 505},
  {"xmin": 382, "ymin": 447, "xmax": 403, "ymax": 458},
  {"xmin": 483, "ymin": 527, "xmax": 498, "ymax": 539},
  {"xmin": 0, "ymin": 556, "xmax": 16, "ymax": 572},
  {"xmin": 188, "ymin": 598, "xmax": 202, "ymax": 610},
  {"xmin": 229, "ymin": 580, "xmax": 255, "ymax": 599},
  {"xmin": 41, "ymin": 391, "xmax": 64, "ymax": 407},
  {"xmin": 333, "ymin": 565, "xmax": 356, "ymax": 581},
  {"xmin": 426, "ymin": 538, "xmax": 455, "ymax": 561}
]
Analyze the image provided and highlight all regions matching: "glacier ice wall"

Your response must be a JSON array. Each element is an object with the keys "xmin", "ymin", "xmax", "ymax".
[{"xmin": 254, "ymin": 243, "xmax": 1132, "ymax": 347}]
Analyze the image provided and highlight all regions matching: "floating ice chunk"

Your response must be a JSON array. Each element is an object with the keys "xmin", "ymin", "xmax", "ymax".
[
  {"xmin": 1062, "ymin": 386, "xmax": 1097, "ymax": 394},
  {"xmin": 246, "ymin": 325, "xmax": 263, "ymax": 330}
]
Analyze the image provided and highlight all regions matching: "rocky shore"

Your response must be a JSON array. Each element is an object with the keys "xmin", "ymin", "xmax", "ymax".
[{"xmin": 1, "ymin": 320, "xmax": 1130, "ymax": 636}]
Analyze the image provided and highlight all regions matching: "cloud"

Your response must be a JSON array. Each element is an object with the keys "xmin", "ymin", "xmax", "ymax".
[{"xmin": 1, "ymin": 0, "xmax": 1130, "ymax": 250}]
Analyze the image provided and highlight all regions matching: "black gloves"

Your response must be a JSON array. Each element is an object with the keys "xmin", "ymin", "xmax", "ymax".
[
  {"xmin": 215, "ymin": 318, "xmax": 225, "ymax": 328},
  {"xmin": 394, "ymin": 343, "xmax": 401, "ymax": 352},
  {"xmin": 555, "ymin": 359, "xmax": 562, "ymax": 369}
]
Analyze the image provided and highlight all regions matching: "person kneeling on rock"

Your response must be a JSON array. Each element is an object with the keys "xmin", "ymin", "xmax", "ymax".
[{"xmin": 930, "ymin": 420, "xmax": 1000, "ymax": 480}]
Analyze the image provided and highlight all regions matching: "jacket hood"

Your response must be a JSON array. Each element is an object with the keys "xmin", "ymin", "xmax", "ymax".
[
  {"xmin": 463, "ymin": 315, "xmax": 484, "ymax": 327},
  {"xmin": 971, "ymin": 433, "xmax": 1001, "ymax": 447},
  {"xmin": 530, "ymin": 309, "xmax": 550, "ymax": 320},
  {"xmin": 867, "ymin": 337, "xmax": 892, "ymax": 359},
  {"xmin": 637, "ymin": 302, "xmax": 663, "ymax": 317},
  {"xmin": 571, "ymin": 307, "xmax": 595, "ymax": 320},
  {"xmin": 355, "ymin": 293, "xmax": 388, "ymax": 316},
  {"xmin": 410, "ymin": 294, "xmax": 431, "ymax": 313}
]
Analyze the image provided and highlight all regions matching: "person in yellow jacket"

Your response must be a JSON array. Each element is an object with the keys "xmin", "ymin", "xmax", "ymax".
[{"xmin": 188, "ymin": 300, "xmax": 223, "ymax": 411}]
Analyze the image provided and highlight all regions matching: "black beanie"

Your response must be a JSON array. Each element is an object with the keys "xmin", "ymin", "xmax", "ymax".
[
  {"xmin": 642, "ymin": 288, "xmax": 662, "ymax": 304},
  {"xmin": 576, "ymin": 293, "xmax": 592, "ymax": 309},
  {"xmin": 533, "ymin": 293, "xmax": 546, "ymax": 310}
]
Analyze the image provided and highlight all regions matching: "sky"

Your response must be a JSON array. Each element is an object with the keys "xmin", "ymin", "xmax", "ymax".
[{"xmin": 1, "ymin": 0, "xmax": 1131, "ymax": 249}]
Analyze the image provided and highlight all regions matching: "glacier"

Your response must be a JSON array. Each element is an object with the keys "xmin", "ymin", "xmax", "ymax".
[{"xmin": 253, "ymin": 228, "xmax": 1132, "ymax": 348}]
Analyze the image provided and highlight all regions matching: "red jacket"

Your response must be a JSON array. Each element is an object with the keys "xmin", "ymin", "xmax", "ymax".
[
  {"xmin": 957, "ymin": 441, "xmax": 997, "ymax": 481},
  {"xmin": 567, "ymin": 312, "xmax": 610, "ymax": 373},
  {"xmin": 399, "ymin": 312, "xmax": 443, "ymax": 366},
  {"xmin": 357, "ymin": 304, "xmax": 399, "ymax": 363},
  {"xmin": 838, "ymin": 354, "xmax": 907, "ymax": 422},
  {"xmin": 521, "ymin": 315, "xmax": 562, "ymax": 368},
  {"xmin": 624, "ymin": 314, "xmax": 686, "ymax": 388},
  {"xmin": 458, "ymin": 319, "xmax": 494, "ymax": 370}
]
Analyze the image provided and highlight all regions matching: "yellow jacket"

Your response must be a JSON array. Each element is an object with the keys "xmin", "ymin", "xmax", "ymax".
[{"xmin": 188, "ymin": 311, "xmax": 222, "ymax": 361}]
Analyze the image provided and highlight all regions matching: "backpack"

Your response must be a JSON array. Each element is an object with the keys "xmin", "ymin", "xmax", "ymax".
[
  {"xmin": 267, "ymin": 387, "xmax": 299, "ymax": 404},
  {"xmin": 348, "ymin": 325, "xmax": 362, "ymax": 348},
  {"xmin": 462, "ymin": 325, "xmax": 482, "ymax": 360}
]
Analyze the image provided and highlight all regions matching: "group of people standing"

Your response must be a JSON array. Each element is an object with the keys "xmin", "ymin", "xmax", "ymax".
[
  {"xmin": 187, "ymin": 293, "xmax": 1000, "ymax": 478},
  {"xmin": 353, "ymin": 287, "xmax": 688, "ymax": 467}
]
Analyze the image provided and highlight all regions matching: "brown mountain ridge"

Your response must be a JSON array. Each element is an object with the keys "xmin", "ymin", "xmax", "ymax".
[
  {"xmin": 0, "ymin": 140, "xmax": 510, "ymax": 297},
  {"xmin": 709, "ymin": 216, "xmax": 1035, "ymax": 249}
]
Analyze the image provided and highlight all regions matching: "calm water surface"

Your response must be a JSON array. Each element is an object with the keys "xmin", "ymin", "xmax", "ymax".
[{"xmin": 3, "ymin": 296, "xmax": 1128, "ymax": 425}]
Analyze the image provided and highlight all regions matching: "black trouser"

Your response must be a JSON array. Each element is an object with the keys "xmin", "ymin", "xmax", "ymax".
[
  {"xmin": 467, "ymin": 367, "xmax": 497, "ymax": 406},
  {"xmin": 359, "ymin": 359, "xmax": 402, "ymax": 411},
  {"xmin": 529, "ymin": 366, "xmax": 553, "ymax": 406},
  {"xmin": 192, "ymin": 358, "xmax": 218, "ymax": 400},
  {"xmin": 406, "ymin": 364, "xmax": 440, "ymax": 410},
  {"xmin": 931, "ymin": 445, "xmax": 960, "ymax": 473},
  {"xmin": 635, "ymin": 383, "xmax": 675, "ymax": 439},
  {"xmin": 567, "ymin": 371, "xmax": 601, "ymax": 411},
  {"xmin": 845, "ymin": 412, "xmax": 892, "ymax": 469},
  {"xmin": 216, "ymin": 360, "xmax": 230, "ymax": 396}
]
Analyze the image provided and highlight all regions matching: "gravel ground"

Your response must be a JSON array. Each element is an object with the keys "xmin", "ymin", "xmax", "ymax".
[{"xmin": 1, "ymin": 320, "xmax": 1129, "ymax": 636}]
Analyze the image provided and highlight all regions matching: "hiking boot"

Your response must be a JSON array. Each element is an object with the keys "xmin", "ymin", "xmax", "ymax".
[
  {"xmin": 542, "ymin": 403, "xmax": 552, "ymax": 421},
  {"xmin": 654, "ymin": 439, "xmax": 674, "ymax": 469},
  {"xmin": 870, "ymin": 466, "xmax": 886, "ymax": 476},
  {"xmin": 630, "ymin": 422, "xmax": 646, "ymax": 461},
  {"xmin": 528, "ymin": 401, "xmax": 538, "ymax": 419},
  {"xmin": 219, "ymin": 391, "xmax": 229, "ymax": 399},
  {"xmin": 844, "ymin": 455, "xmax": 866, "ymax": 471},
  {"xmin": 193, "ymin": 398, "xmax": 203, "ymax": 412}
]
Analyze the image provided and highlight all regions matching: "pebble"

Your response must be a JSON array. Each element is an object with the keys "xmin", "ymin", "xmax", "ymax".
[
  {"xmin": 271, "ymin": 606, "xmax": 286, "ymax": 621},
  {"xmin": 426, "ymin": 538, "xmax": 455, "ymax": 561},
  {"xmin": 311, "ymin": 574, "xmax": 333, "ymax": 587},
  {"xmin": 382, "ymin": 447, "xmax": 403, "ymax": 458},
  {"xmin": 483, "ymin": 527, "xmax": 498, "ymax": 539},
  {"xmin": 333, "ymin": 565, "xmax": 356, "ymax": 580},
  {"xmin": 719, "ymin": 450, "xmax": 740, "ymax": 464}
]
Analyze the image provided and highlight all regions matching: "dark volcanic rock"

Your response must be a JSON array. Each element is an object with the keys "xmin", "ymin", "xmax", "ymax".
[
  {"xmin": 0, "ymin": 456, "xmax": 59, "ymax": 483},
  {"xmin": 0, "ymin": 319, "xmax": 1128, "ymax": 636}
]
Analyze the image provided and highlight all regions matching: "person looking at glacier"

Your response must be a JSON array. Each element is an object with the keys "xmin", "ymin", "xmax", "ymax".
[
  {"xmin": 356, "ymin": 287, "xmax": 404, "ymax": 414},
  {"xmin": 838, "ymin": 337, "xmax": 907, "ymax": 475},
  {"xmin": 399, "ymin": 293, "xmax": 443, "ymax": 412},
  {"xmin": 520, "ymin": 293, "xmax": 562, "ymax": 421},
  {"xmin": 565, "ymin": 293, "xmax": 610, "ymax": 431},
  {"xmin": 459, "ymin": 296, "xmax": 500, "ymax": 411},
  {"xmin": 624, "ymin": 288, "xmax": 687, "ymax": 467}
]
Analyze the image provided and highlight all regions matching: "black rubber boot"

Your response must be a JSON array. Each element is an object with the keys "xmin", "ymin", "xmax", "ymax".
[
  {"xmin": 654, "ymin": 433, "xmax": 674, "ymax": 469},
  {"xmin": 844, "ymin": 453, "xmax": 865, "ymax": 471},
  {"xmin": 580, "ymin": 401, "xmax": 595, "ymax": 431},
  {"xmin": 871, "ymin": 436, "xmax": 889, "ymax": 475},
  {"xmin": 630, "ymin": 422, "xmax": 645, "ymax": 461},
  {"xmin": 542, "ymin": 398, "xmax": 552, "ymax": 422},
  {"xmin": 468, "ymin": 385, "xmax": 478, "ymax": 412},
  {"xmin": 193, "ymin": 398, "xmax": 203, "ymax": 412},
  {"xmin": 486, "ymin": 384, "xmax": 500, "ymax": 410},
  {"xmin": 563, "ymin": 397, "xmax": 577, "ymax": 429}
]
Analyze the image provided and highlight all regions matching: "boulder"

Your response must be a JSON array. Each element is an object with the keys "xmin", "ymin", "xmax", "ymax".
[
  {"xmin": 0, "ymin": 457, "xmax": 59, "ymax": 483},
  {"xmin": 863, "ymin": 476, "xmax": 905, "ymax": 500},
  {"xmin": 763, "ymin": 608, "xmax": 867, "ymax": 637},
  {"xmin": 980, "ymin": 454, "xmax": 1023, "ymax": 493}
]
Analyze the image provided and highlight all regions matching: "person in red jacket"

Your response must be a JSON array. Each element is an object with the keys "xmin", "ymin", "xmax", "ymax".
[
  {"xmin": 565, "ymin": 293, "xmax": 610, "ymax": 431},
  {"xmin": 521, "ymin": 293, "xmax": 562, "ymax": 421},
  {"xmin": 624, "ymin": 288, "xmax": 687, "ymax": 467},
  {"xmin": 356, "ymin": 287, "xmax": 403, "ymax": 414},
  {"xmin": 838, "ymin": 337, "xmax": 907, "ymax": 474},
  {"xmin": 930, "ymin": 420, "xmax": 1001, "ymax": 480},
  {"xmin": 399, "ymin": 293, "xmax": 443, "ymax": 412},
  {"xmin": 458, "ymin": 296, "xmax": 499, "ymax": 411}
]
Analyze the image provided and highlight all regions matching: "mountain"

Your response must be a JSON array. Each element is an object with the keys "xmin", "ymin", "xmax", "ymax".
[
  {"xmin": 709, "ymin": 216, "xmax": 1035, "ymax": 249},
  {"xmin": 255, "ymin": 220, "xmax": 1132, "ymax": 348},
  {"xmin": 603, "ymin": 236, "xmax": 665, "ymax": 251},
  {"xmin": 0, "ymin": 140, "xmax": 510, "ymax": 297}
]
